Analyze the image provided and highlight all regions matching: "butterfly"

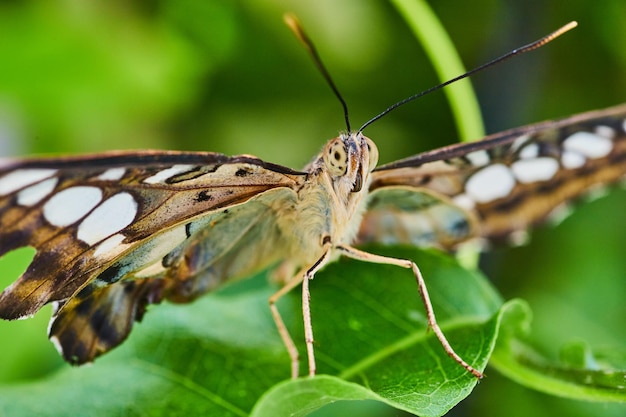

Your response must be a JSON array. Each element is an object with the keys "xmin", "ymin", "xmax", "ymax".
[
  {"xmin": 0, "ymin": 17, "xmax": 625, "ymax": 379},
  {"xmin": 1, "ymin": 101, "xmax": 625, "ymax": 378}
]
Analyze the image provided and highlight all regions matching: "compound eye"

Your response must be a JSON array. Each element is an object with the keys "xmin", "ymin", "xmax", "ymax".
[
  {"xmin": 323, "ymin": 139, "xmax": 348, "ymax": 176},
  {"xmin": 364, "ymin": 137, "xmax": 379, "ymax": 171}
]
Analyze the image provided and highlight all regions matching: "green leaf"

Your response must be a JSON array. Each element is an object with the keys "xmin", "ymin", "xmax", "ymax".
[
  {"xmin": 0, "ymin": 247, "xmax": 504, "ymax": 416},
  {"xmin": 490, "ymin": 300, "xmax": 626, "ymax": 402}
]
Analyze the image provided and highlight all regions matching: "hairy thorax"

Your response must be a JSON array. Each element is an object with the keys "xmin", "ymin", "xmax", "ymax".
[{"xmin": 272, "ymin": 169, "xmax": 371, "ymax": 270}]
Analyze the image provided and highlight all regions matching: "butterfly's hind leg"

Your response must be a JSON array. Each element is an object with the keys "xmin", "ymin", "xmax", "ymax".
[
  {"xmin": 269, "ymin": 271, "xmax": 304, "ymax": 378},
  {"xmin": 269, "ymin": 247, "xmax": 333, "ymax": 378},
  {"xmin": 336, "ymin": 244, "xmax": 484, "ymax": 379}
]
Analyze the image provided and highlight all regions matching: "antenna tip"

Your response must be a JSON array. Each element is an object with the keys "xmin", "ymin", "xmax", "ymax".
[
  {"xmin": 548, "ymin": 21, "xmax": 578, "ymax": 41},
  {"xmin": 283, "ymin": 13, "xmax": 309, "ymax": 46},
  {"xmin": 283, "ymin": 12, "xmax": 298, "ymax": 28}
]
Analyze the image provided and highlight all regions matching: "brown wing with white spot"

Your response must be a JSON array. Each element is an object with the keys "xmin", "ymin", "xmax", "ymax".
[
  {"xmin": 0, "ymin": 150, "xmax": 305, "ymax": 363},
  {"xmin": 48, "ymin": 278, "xmax": 166, "ymax": 364},
  {"xmin": 362, "ymin": 103, "xmax": 626, "ymax": 246}
]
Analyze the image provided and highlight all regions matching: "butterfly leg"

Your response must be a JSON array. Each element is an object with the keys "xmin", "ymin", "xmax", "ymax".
[
  {"xmin": 269, "ymin": 271, "xmax": 305, "ymax": 379},
  {"xmin": 336, "ymin": 244, "xmax": 484, "ymax": 379},
  {"xmin": 300, "ymin": 248, "xmax": 333, "ymax": 377},
  {"xmin": 268, "ymin": 247, "xmax": 333, "ymax": 378}
]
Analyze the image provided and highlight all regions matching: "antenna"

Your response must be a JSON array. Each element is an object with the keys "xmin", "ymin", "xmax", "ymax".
[
  {"xmin": 284, "ymin": 13, "xmax": 351, "ymax": 132},
  {"xmin": 358, "ymin": 21, "xmax": 578, "ymax": 133}
]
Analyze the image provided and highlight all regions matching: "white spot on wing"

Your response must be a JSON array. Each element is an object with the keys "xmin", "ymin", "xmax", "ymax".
[
  {"xmin": 144, "ymin": 165, "xmax": 194, "ymax": 184},
  {"xmin": 17, "ymin": 177, "xmax": 58, "ymax": 206},
  {"xmin": 519, "ymin": 143, "xmax": 539, "ymax": 159},
  {"xmin": 465, "ymin": 164, "xmax": 516, "ymax": 203},
  {"xmin": 507, "ymin": 230, "xmax": 529, "ymax": 246},
  {"xmin": 466, "ymin": 150, "xmax": 490, "ymax": 166},
  {"xmin": 511, "ymin": 157, "xmax": 559, "ymax": 183},
  {"xmin": 94, "ymin": 233, "xmax": 129, "ymax": 258},
  {"xmin": 49, "ymin": 334, "xmax": 64, "ymax": 357},
  {"xmin": 510, "ymin": 134, "xmax": 531, "ymax": 152},
  {"xmin": 561, "ymin": 151, "xmax": 586, "ymax": 169},
  {"xmin": 0, "ymin": 169, "xmax": 57, "ymax": 195},
  {"xmin": 77, "ymin": 192, "xmax": 137, "ymax": 245},
  {"xmin": 583, "ymin": 185, "xmax": 609, "ymax": 203},
  {"xmin": 452, "ymin": 193, "xmax": 475, "ymax": 210},
  {"xmin": 595, "ymin": 125, "xmax": 615, "ymax": 139},
  {"xmin": 563, "ymin": 132, "xmax": 613, "ymax": 158},
  {"xmin": 43, "ymin": 186, "xmax": 103, "ymax": 227},
  {"xmin": 547, "ymin": 203, "xmax": 573, "ymax": 226},
  {"xmin": 98, "ymin": 168, "xmax": 126, "ymax": 181}
]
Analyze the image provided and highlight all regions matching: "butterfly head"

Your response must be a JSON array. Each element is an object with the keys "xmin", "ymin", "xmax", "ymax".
[{"xmin": 320, "ymin": 132, "xmax": 378, "ymax": 195}]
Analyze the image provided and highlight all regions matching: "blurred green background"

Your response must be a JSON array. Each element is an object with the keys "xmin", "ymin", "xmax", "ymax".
[{"xmin": 0, "ymin": 0, "xmax": 624, "ymax": 416}]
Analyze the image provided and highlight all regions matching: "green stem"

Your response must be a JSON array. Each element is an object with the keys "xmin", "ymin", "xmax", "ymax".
[{"xmin": 390, "ymin": 0, "xmax": 484, "ymax": 143}]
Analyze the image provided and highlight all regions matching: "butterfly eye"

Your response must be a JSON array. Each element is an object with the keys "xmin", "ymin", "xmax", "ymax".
[
  {"xmin": 324, "ymin": 140, "xmax": 348, "ymax": 176},
  {"xmin": 364, "ymin": 137, "xmax": 379, "ymax": 171}
]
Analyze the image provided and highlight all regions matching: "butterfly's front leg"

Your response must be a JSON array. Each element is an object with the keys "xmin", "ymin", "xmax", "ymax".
[
  {"xmin": 336, "ymin": 244, "xmax": 484, "ymax": 379},
  {"xmin": 268, "ymin": 242, "xmax": 333, "ymax": 378}
]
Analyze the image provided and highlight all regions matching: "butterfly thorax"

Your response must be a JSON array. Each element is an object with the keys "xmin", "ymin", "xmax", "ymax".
[{"xmin": 273, "ymin": 133, "xmax": 379, "ymax": 268}]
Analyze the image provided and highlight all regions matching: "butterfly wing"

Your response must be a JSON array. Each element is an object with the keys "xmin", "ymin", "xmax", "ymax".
[
  {"xmin": 0, "ymin": 150, "xmax": 306, "ymax": 363},
  {"xmin": 48, "ymin": 277, "xmax": 166, "ymax": 364},
  {"xmin": 361, "ymin": 104, "xmax": 626, "ymax": 247},
  {"xmin": 48, "ymin": 188, "xmax": 297, "ymax": 364}
]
